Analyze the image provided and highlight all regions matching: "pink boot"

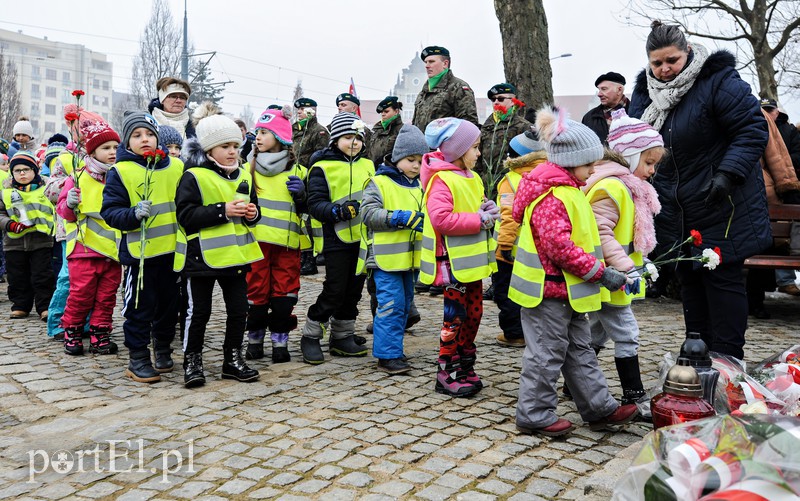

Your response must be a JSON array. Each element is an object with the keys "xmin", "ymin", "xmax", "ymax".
[{"xmin": 435, "ymin": 355, "xmax": 479, "ymax": 398}]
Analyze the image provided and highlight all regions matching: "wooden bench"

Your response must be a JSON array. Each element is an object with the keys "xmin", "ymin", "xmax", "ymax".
[{"xmin": 744, "ymin": 204, "xmax": 800, "ymax": 269}]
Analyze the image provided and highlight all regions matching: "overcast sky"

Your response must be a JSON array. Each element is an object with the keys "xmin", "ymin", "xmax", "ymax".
[{"xmin": 3, "ymin": 0, "xmax": 798, "ymax": 124}]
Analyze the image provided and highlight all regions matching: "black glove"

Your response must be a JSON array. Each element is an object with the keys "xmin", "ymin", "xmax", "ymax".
[
  {"xmin": 341, "ymin": 200, "xmax": 360, "ymax": 221},
  {"xmin": 599, "ymin": 267, "xmax": 627, "ymax": 291},
  {"xmin": 704, "ymin": 172, "xmax": 736, "ymax": 209},
  {"xmin": 500, "ymin": 249, "xmax": 514, "ymax": 262},
  {"xmin": 782, "ymin": 190, "xmax": 800, "ymax": 205}
]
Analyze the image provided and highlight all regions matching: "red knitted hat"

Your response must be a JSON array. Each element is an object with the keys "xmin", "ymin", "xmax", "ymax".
[{"xmin": 81, "ymin": 119, "xmax": 120, "ymax": 155}]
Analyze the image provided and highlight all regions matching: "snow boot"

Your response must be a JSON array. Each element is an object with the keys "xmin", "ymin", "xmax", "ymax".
[
  {"xmin": 246, "ymin": 329, "xmax": 266, "ymax": 360},
  {"xmin": 63, "ymin": 326, "xmax": 84, "ymax": 356},
  {"xmin": 457, "ymin": 348, "xmax": 483, "ymax": 392},
  {"xmin": 89, "ymin": 326, "xmax": 118, "ymax": 355},
  {"xmin": 300, "ymin": 251, "xmax": 318, "ymax": 275},
  {"xmin": 153, "ymin": 339, "xmax": 173, "ymax": 372},
  {"xmin": 435, "ymin": 355, "xmax": 479, "ymax": 398},
  {"xmin": 615, "ymin": 355, "xmax": 651, "ymax": 419},
  {"xmin": 183, "ymin": 352, "xmax": 205, "ymax": 388},
  {"xmin": 300, "ymin": 320, "xmax": 326, "ymax": 364},
  {"xmin": 125, "ymin": 349, "xmax": 161, "ymax": 383},
  {"xmin": 271, "ymin": 332, "xmax": 290, "ymax": 363},
  {"xmin": 330, "ymin": 318, "xmax": 367, "ymax": 357}
]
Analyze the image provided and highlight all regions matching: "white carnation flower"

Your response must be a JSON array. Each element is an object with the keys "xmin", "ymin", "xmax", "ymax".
[
  {"xmin": 304, "ymin": 108, "xmax": 315, "ymax": 118},
  {"xmin": 351, "ymin": 119, "xmax": 366, "ymax": 133},
  {"xmin": 701, "ymin": 248, "xmax": 721, "ymax": 270},
  {"xmin": 645, "ymin": 262, "xmax": 659, "ymax": 282}
]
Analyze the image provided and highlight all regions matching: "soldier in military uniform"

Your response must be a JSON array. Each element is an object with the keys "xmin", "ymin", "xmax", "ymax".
[
  {"xmin": 292, "ymin": 98, "xmax": 330, "ymax": 168},
  {"xmin": 329, "ymin": 93, "xmax": 371, "ymax": 160},
  {"xmin": 478, "ymin": 83, "xmax": 532, "ymax": 181},
  {"xmin": 369, "ymin": 96, "xmax": 406, "ymax": 166},
  {"xmin": 412, "ymin": 46, "xmax": 479, "ymax": 131}
]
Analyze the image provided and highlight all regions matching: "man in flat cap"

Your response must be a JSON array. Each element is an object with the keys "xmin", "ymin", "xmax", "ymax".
[
  {"xmin": 412, "ymin": 46, "xmax": 479, "ymax": 130},
  {"xmin": 478, "ymin": 83, "xmax": 532, "ymax": 178},
  {"xmin": 582, "ymin": 71, "xmax": 629, "ymax": 143}
]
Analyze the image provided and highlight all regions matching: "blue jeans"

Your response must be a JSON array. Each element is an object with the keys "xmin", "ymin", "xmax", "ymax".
[
  {"xmin": 372, "ymin": 269, "xmax": 414, "ymax": 360},
  {"xmin": 47, "ymin": 241, "xmax": 70, "ymax": 337}
]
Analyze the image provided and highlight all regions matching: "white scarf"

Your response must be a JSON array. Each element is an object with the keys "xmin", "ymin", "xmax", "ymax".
[
  {"xmin": 641, "ymin": 44, "xmax": 709, "ymax": 131},
  {"xmin": 249, "ymin": 150, "xmax": 290, "ymax": 177},
  {"xmin": 152, "ymin": 107, "xmax": 190, "ymax": 139}
]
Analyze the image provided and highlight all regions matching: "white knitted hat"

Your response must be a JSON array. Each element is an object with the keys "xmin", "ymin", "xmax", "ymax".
[
  {"xmin": 195, "ymin": 114, "xmax": 242, "ymax": 152},
  {"xmin": 13, "ymin": 119, "xmax": 34, "ymax": 139}
]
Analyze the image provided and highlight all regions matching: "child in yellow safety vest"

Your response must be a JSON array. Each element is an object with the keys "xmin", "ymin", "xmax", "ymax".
[
  {"xmin": 418, "ymin": 117, "xmax": 500, "ymax": 398},
  {"xmin": 583, "ymin": 109, "xmax": 664, "ymax": 417},
  {"xmin": 101, "ymin": 111, "xmax": 183, "ymax": 384},
  {"xmin": 0, "ymin": 151, "xmax": 55, "ymax": 320},
  {"xmin": 176, "ymin": 109, "xmax": 261, "ymax": 388},
  {"xmin": 244, "ymin": 106, "xmax": 307, "ymax": 364},
  {"xmin": 510, "ymin": 106, "xmax": 639, "ymax": 437},
  {"xmin": 300, "ymin": 112, "xmax": 375, "ymax": 364},
  {"xmin": 57, "ymin": 119, "xmax": 122, "ymax": 356},
  {"xmin": 360, "ymin": 124, "xmax": 429, "ymax": 375}
]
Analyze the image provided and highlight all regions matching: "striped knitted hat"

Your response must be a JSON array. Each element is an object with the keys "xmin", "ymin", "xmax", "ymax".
[
  {"xmin": 607, "ymin": 109, "xmax": 664, "ymax": 171},
  {"xmin": 329, "ymin": 112, "xmax": 366, "ymax": 143}
]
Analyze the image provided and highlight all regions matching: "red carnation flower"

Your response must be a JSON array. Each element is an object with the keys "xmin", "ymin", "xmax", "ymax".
[
  {"xmin": 155, "ymin": 149, "xmax": 166, "ymax": 159},
  {"xmin": 511, "ymin": 98, "xmax": 526, "ymax": 108},
  {"xmin": 493, "ymin": 103, "xmax": 508, "ymax": 114},
  {"xmin": 690, "ymin": 229, "xmax": 702, "ymax": 246},
  {"xmin": 142, "ymin": 151, "xmax": 155, "ymax": 159},
  {"xmin": 71, "ymin": 90, "xmax": 85, "ymax": 97},
  {"xmin": 64, "ymin": 112, "xmax": 80, "ymax": 122},
  {"xmin": 713, "ymin": 246, "xmax": 722, "ymax": 263}
]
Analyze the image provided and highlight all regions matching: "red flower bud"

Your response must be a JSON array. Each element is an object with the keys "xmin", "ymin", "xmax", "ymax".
[
  {"xmin": 71, "ymin": 90, "xmax": 85, "ymax": 97},
  {"xmin": 690, "ymin": 229, "xmax": 703, "ymax": 246}
]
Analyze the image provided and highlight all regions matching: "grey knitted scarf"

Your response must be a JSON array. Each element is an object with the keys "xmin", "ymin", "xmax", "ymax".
[{"xmin": 641, "ymin": 44, "xmax": 709, "ymax": 131}]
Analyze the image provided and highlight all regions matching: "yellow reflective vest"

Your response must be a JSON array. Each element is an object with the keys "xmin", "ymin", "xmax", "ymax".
[
  {"xmin": 175, "ymin": 167, "xmax": 262, "ymax": 270},
  {"xmin": 310, "ymin": 158, "xmax": 375, "ymax": 249},
  {"xmin": 252, "ymin": 165, "xmax": 308, "ymax": 249},
  {"xmin": 586, "ymin": 177, "xmax": 644, "ymax": 305},
  {"xmin": 357, "ymin": 174, "xmax": 424, "ymax": 273},
  {"xmin": 418, "ymin": 170, "xmax": 497, "ymax": 284},
  {"xmin": 58, "ymin": 150, "xmax": 84, "ymax": 176},
  {"xmin": 493, "ymin": 169, "xmax": 523, "ymax": 248},
  {"xmin": 509, "ymin": 185, "xmax": 603, "ymax": 313},
  {"xmin": 64, "ymin": 173, "xmax": 120, "ymax": 259},
  {"xmin": 113, "ymin": 158, "xmax": 182, "ymax": 259},
  {"xmin": 1, "ymin": 186, "xmax": 54, "ymax": 238}
]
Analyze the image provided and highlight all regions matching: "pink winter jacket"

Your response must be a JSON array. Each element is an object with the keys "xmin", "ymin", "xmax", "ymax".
[
  {"xmin": 420, "ymin": 151, "xmax": 483, "ymax": 284},
  {"xmin": 56, "ymin": 176, "xmax": 105, "ymax": 260},
  {"xmin": 512, "ymin": 162, "xmax": 605, "ymax": 300},
  {"xmin": 583, "ymin": 161, "xmax": 661, "ymax": 272}
]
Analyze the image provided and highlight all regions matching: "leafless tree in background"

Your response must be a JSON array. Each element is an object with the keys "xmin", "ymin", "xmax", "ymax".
[
  {"xmin": 625, "ymin": 0, "xmax": 800, "ymax": 99},
  {"xmin": 494, "ymin": 0, "xmax": 554, "ymax": 111},
  {"xmin": 129, "ymin": 0, "xmax": 183, "ymax": 110},
  {"xmin": 0, "ymin": 50, "xmax": 21, "ymax": 141}
]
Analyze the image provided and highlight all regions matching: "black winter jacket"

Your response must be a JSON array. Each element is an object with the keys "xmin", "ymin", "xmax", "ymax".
[
  {"xmin": 581, "ymin": 99, "xmax": 629, "ymax": 144},
  {"xmin": 175, "ymin": 140, "xmax": 260, "ymax": 277},
  {"xmin": 775, "ymin": 113, "xmax": 800, "ymax": 174},
  {"xmin": 629, "ymin": 50, "xmax": 770, "ymax": 264}
]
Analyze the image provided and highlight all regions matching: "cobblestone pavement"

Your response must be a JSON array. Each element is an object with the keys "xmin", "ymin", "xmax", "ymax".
[{"xmin": 0, "ymin": 271, "xmax": 797, "ymax": 500}]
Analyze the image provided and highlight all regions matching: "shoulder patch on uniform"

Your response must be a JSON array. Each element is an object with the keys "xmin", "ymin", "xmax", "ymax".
[{"xmin": 462, "ymin": 86, "xmax": 471, "ymax": 91}]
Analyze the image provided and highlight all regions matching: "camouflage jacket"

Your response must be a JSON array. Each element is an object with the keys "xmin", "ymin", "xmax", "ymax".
[
  {"xmin": 412, "ymin": 70, "xmax": 479, "ymax": 130},
  {"xmin": 292, "ymin": 116, "xmax": 330, "ymax": 168},
  {"xmin": 368, "ymin": 116, "xmax": 403, "ymax": 166},
  {"xmin": 477, "ymin": 112, "xmax": 533, "ymax": 174}
]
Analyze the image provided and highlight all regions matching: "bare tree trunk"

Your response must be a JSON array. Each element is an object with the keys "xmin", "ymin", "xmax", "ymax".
[
  {"xmin": 494, "ymin": 0, "xmax": 553, "ymax": 110},
  {"xmin": 0, "ymin": 50, "xmax": 21, "ymax": 140}
]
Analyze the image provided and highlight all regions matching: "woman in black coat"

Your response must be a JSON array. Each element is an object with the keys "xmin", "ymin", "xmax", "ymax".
[{"xmin": 629, "ymin": 21, "xmax": 770, "ymax": 360}]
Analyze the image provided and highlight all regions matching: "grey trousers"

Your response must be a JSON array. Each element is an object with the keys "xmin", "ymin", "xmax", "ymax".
[
  {"xmin": 588, "ymin": 303, "xmax": 640, "ymax": 358},
  {"xmin": 516, "ymin": 299, "xmax": 618, "ymax": 429}
]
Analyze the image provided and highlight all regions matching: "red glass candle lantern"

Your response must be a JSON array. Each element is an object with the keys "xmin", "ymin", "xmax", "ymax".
[{"xmin": 651, "ymin": 357, "xmax": 716, "ymax": 430}]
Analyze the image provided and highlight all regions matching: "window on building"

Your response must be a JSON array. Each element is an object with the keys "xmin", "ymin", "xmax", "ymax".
[
  {"xmin": 92, "ymin": 95, "xmax": 100, "ymax": 105},
  {"xmin": 19, "ymin": 47, "xmax": 27, "ymax": 55},
  {"xmin": 45, "ymin": 121, "xmax": 56, "ymax": 133},
  {"xmin": 45, "ymin": 104, "xmax": 56, "ymax": 115},
  {"xmin": 46, "ymin": 86, "xmax": 56, "ymax": 98},
  {"xmin": 31, "ymin": 84, "xmax": 40, "ymax": 99},
  {"xmin": 62, "ymin": 71, "xmax": 71, "ymax": 84},
  {"xmin": 102, "ymin": 97, "xmax": 109, "ymax": 107},
  {"xmin": 31, "ymin": 119, "xmax": 39, "ymax": 130},
  {"xmin": 46, "ymin": 68, "xmax": 57, "ymax": 80},
  {"xmin": 93, "ymin": 78, "xmax": 100, "ymax": 88},
  {"xmin": 412, "ymin": 78, "xmax": 420, "ymax": 86},
  {"xmin": 30, "ymin": 102, "xmax": 40, "ymax": 114},
  {"xmin": 31, "ymin": 66, "xmax": 40, "ymax": 80},
  {"xmin": 102, "ymin": 80, "xmax": 109, "ymax": 91}
]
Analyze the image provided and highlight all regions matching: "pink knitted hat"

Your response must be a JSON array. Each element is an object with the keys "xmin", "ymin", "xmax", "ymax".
[
  {"xmin": 607, "ymin": 109, "xmax": 664, "ymax": 171},
  {"xmin": 424, "ymin": 118, "xmax": 480, "ymax": 163},
  {"xmin": 254, "ymin": 105, "xmax": 293, "ymax": 145}
]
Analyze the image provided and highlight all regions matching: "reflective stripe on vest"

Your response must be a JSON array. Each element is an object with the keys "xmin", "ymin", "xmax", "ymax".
[
  {"xmin": 1, "ymin": 187, "xmax": 54, "ymax": 238},
  {"xmin": 253, "ymin": 165, "xmax": 307, "ymax": 249},
  {"xmin": 585, "ymin": 177, "xmax": 644, "ymax": 305},
  {"xmin": 509, "ymin": 186, "xmax": 603, "ymax": 313},
  {"xmin": 64, "ymin": 174, "xmax": 120, "ymax": 259},
  {"xmin": 311, "ymin": 158, "xmax": 375, "ymax": 248},
  {"xmin": 310, "ymin": 218, "xmax": 323, "ymax": 254},
  {"xmin": 493, "ymin": 170, "xmax": 522, "ymax": 247},
  {"xmin": 114, "ymin": 158, "xmax": 182, "ymax": 259},
  {"xmin": 177, "ymin": 167, "xmax": 262, "ymax": 269},
  {"xmin": 356, "ymin": 175, "xmax": 423, "ymax": 273},
  {"xmin": 418, "ymin": 170, "xmax": 497, "ymax": 284}
]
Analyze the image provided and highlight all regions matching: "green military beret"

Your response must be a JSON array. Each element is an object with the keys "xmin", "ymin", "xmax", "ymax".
[
  {"xmin": 336, "ymin": 93, "xmax": 360, "ymax": 106},
  {"xmin": 267, "ymin": 104, "xmax": 282, "ymax": 110},
  {"xmin": 421, "ymin": 46, "xmax": 450, "ymax": 60},
  {"xmin": 376, "ymin": 96, "xmax": 402, "ymax": 113},
  {"xmin": 294, "ymin": 98, "xmax": 317, "ymax": 108},
  {"xmin": 487, "ymin": 83, "xmax": 517, "ymax": 99}
]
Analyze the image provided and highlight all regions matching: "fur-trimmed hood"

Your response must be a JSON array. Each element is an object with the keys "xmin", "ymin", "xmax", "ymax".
[
  {"xmin": 182, "ymin": 137, "xmax": 211, "ymax": 168},
  {"xmin": 634, "ymin": 49, "xmax": 737, "ymax": 97}
]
